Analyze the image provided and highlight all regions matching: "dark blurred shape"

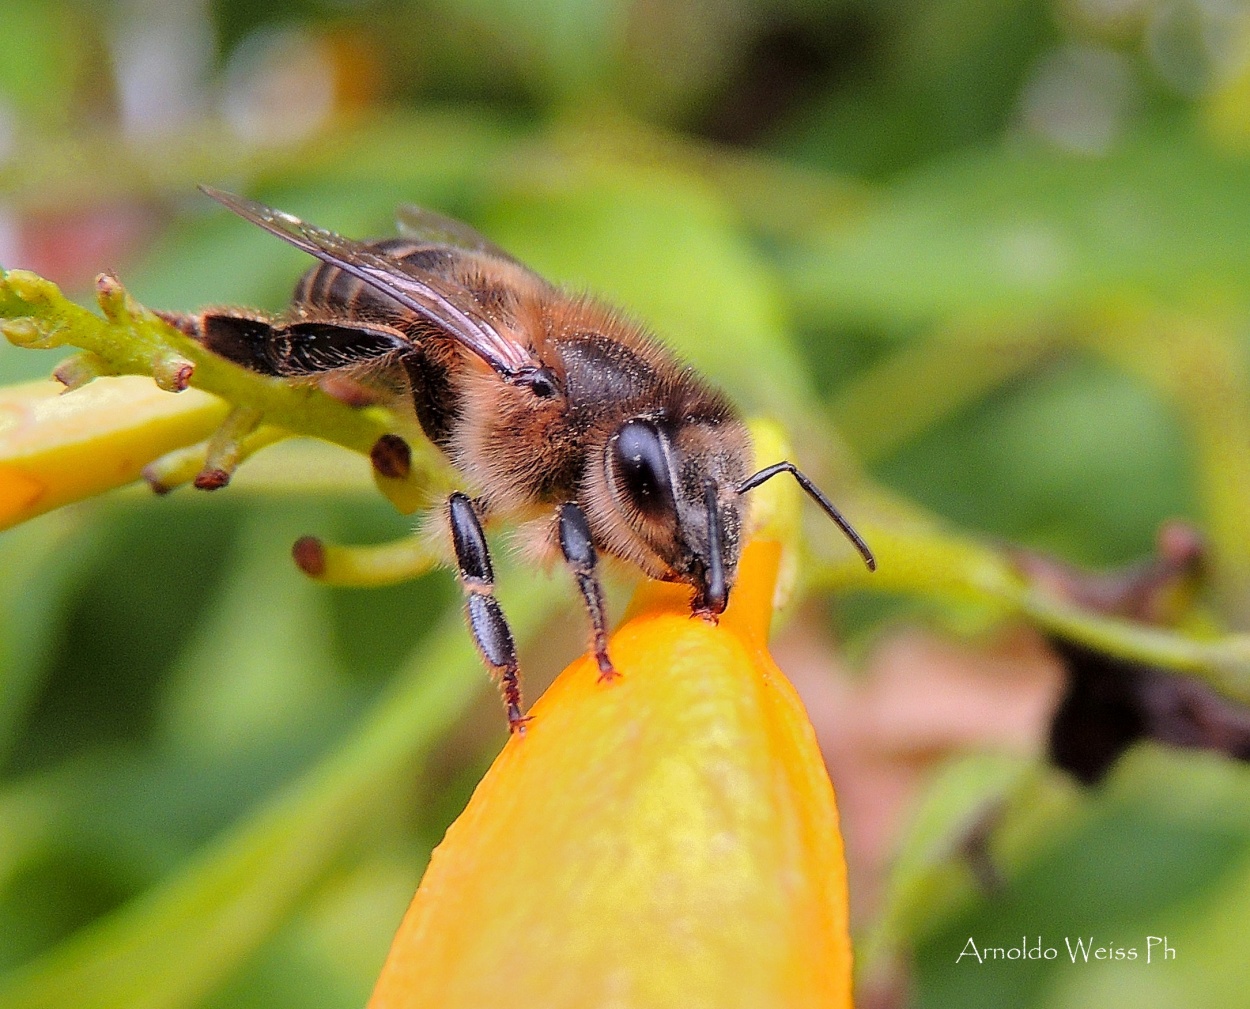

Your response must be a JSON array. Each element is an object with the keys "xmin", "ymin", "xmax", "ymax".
[
  {"xmin": 1022, "ymin": 518, "xmax": 1250, "ymax": 784},
  {"xmin": 1048, "ymin": 639, "xmax": 1250, "ymax": 785},
  {"xmin": 697, "ymin": 9, "xmax": 873, "ymax": 146}
]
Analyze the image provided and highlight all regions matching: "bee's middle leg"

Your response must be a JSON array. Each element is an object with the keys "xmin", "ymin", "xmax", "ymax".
[
  {"xmin": 447, "ymin": 492, "xmax": 529, "ymax": 733},
  {"xmin": 557, "ymin": 502, "xmax": 617, "ymax": 682}
]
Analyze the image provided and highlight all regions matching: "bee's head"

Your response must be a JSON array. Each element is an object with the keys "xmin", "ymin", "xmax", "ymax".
[
  {"xmin": 595, "ymin": 414, "xmax": 877, "ymax": 615},
  {"xmin": 602, "ymin": 415, "xmax": 751, "ymax": 615}
]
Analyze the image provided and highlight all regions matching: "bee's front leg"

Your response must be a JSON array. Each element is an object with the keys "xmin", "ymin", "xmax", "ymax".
[
  {"xmin": 558, "ymin": 503, "xmax": 617, "ymax": 683},
  {"xmin": 447, "ymin": 493, "xmax": 529, "ymax": 733}
]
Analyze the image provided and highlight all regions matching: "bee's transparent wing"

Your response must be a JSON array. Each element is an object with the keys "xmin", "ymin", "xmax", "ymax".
[
  {"xmin": 394, "ymin": 204, "xmax": 525, "ymax": 267},
  {"xmin": 200, "ymin": 186, "xmax": 541, "ymax": 380}
]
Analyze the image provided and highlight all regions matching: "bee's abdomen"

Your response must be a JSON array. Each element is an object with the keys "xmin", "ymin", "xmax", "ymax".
[{"xmin": 292, "ymin": 239, "xmax": 456, "ymax": 320}]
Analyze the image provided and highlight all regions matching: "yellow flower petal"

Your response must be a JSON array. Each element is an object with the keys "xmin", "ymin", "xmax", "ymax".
[
  {"xmin": 0, "ymin": 377, "xmax": 227, "ymax": 528},
  {"xmin": 368, "ymin": 541, "xmax": 853, "ymax": 1009}
]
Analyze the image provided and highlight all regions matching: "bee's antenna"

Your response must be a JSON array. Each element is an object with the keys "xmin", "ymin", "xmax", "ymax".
[
  {"xmin": 737, "ymin": 462, "xmax": 876, "ymax": 571},
  {"xmin": 703, "ymin": 481, "xmax": 728, "ymax": 614}
]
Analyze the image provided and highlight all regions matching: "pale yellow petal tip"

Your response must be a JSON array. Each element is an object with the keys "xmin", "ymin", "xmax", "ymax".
[{"xmin": 368, "ymin": 540, "xmax": 853, "ymax": 1009}]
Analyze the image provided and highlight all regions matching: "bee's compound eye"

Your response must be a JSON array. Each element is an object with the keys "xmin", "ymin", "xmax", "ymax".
[{"xmin": 612, "ymin": 418, "xmax": 674, "ymax": 516}]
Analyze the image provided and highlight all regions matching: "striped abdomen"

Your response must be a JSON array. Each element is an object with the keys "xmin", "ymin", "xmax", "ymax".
[{"xmin": 291, "ymin": 239, "xmax": 457, "ymax": 325}]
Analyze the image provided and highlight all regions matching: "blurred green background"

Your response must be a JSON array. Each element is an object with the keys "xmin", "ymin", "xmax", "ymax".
[{"xmin": 3, "ymin": 0, "xmax": 1250, "ymax": 1006}]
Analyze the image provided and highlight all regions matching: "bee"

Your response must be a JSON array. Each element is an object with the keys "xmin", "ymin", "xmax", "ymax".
[{"xmin": 165, "ymin": 186, "xmax": 875, "ymax": 732}]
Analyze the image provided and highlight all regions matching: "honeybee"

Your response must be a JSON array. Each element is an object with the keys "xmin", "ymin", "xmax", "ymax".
[{"xmin": 165, "ymin": 187, "xmax": 875, "ymax": 731}]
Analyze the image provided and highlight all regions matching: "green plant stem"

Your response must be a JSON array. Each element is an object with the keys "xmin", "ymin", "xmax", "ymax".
[
  {"xmin": 0, "ymin": 578, "xmax": 563, "ymax": 1009},
  {"xmin": 0, "ymin": 269, "xmax": 448, "ymax": 514},
  {"xmin": 813, "ymin": 503, "xmax": 1250, "ymax": 704},
  {"xmin": 1, "ymin": 270, "xmax": 385, "ymax": 456}
]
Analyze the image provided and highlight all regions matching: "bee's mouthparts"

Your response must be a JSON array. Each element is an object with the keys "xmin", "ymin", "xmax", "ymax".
[{"xmin": 701, "ymin": 482, "xmax": 727, "ymax": 615}]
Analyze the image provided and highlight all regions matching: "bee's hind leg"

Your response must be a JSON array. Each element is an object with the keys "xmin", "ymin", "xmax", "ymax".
[
  {"xmin": 447, "ymin": 493, "xmax": 529, "ymax": 733},
  {"xmin": 557, "ymin": 502, "xmax": 617, "ymax": 683},
  {"xmin": 155, "ymin": 311, "xmax": 285, "ymax": 374}
]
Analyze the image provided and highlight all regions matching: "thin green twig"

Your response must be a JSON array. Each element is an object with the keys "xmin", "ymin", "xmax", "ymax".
[
  {"xmin": 812, "ymin": 503, "xmax": 1250, "ymax": 705},
  {"xmin": 0, "ymin": 269, "xmax": 449, "ymax": 513}
]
